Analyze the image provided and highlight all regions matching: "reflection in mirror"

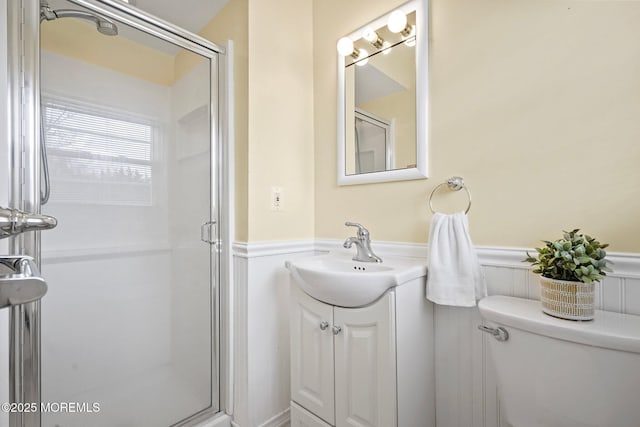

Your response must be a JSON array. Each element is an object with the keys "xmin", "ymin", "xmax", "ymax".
[
  {"xmin": 337, "ymin": 0, "xmax": 428, "ymax": 185},
  {"xmin": 352, "ymin": 109, "xmax": 393, "ymax": 174},
  {"xmin": 344, "ymin": 27, "xmax": 416, "ymax": 175}
]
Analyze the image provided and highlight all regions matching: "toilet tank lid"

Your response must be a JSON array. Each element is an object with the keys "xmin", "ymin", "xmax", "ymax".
[{"xmin": 478, "ymin": 295, "xmax": 640, "ymax": 354}]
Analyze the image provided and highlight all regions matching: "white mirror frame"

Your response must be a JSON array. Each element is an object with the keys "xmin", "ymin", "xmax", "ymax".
[{"xmin": 337, "ymin": 0, "xmax": 428, "ymax": 186}]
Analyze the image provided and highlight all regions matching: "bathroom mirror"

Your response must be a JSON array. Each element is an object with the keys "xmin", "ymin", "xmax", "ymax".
[{"xmin": 337, "ymin": 0, "xmax": 428, "ymax": 185}]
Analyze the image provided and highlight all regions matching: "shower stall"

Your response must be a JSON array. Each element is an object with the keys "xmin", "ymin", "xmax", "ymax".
[{"xmin": 3, "ymin": 0, "xmax": 232, "ymax": 426}]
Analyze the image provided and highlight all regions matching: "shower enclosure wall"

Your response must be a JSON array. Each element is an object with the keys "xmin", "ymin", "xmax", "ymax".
[{"xmin": 3, "ymin": 0, "xmax": 232, "ymax": 426}]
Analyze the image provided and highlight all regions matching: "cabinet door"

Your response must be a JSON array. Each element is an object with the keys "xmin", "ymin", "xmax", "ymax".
[
  {"xmin": 290, "ymin": 286, "xmax": 335, "ymax": 425},
  {"xmin": 334, "ymin": 292, "xmax": 397, "ymax": 427}
]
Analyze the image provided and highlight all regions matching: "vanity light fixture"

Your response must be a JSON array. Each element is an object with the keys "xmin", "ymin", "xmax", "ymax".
[
  {"xmin": 362, "ymin": 27, "xmax": 384, "ymax": 49},
  {"xmin": 337, "ymin": 36, "xmax": 360, "ymax": 58},
  {"xmin": 337, "ymin": 37, "xmax": 370, "ymax": 65},
  {"xmin": 387, "ymin": 9, "xmax": 413, "ymax": 37}
]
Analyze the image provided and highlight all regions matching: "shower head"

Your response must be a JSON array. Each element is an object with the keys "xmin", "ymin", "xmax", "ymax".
[{"xmin": 40, "ymin": 6, "xmax": 119, "ymax": 36}]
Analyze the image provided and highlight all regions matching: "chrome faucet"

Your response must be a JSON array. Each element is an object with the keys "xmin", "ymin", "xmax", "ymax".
[
  {"xmin": 0, "ymin": 207, "xmax": 58, "ymax": 239},
  {"xmin": 343, "ymin": 222, "xmax": 382, "ymax": 263}
]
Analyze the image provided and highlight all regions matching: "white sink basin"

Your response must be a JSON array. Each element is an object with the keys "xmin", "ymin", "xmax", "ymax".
[{"xmin": 285, "ymin": 253, "xmax": 427, "ymax": 307}]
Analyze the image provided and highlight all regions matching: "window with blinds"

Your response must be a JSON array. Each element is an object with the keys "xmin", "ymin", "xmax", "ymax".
[{"xmin": 42, "ymin": 97, "xmax": 156, "ymax": 206}]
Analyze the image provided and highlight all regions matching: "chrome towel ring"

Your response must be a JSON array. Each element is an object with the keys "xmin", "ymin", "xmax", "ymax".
[{"xmin": 428, "ymin": 176, "xmax": 472, "ymax": 214}]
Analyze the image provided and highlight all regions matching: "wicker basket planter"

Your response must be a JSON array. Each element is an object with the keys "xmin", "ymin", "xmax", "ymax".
[{"xmin": 539, "ymin": 276, "xmax": 595, "ymax": 321}]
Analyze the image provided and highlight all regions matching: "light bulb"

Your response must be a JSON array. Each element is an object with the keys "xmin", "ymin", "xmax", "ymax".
[
  {"xmin": 355, "ymin": 49, "xmax": 369, "ymax": 66},
  {"xmin": 337, "ymin": 37, "xmax": 354, "ymax": 56},
  {"xmin": 362, "ymin": 27, "xmax": 377, "ymax": 43},
  {"xmin": 387, "ymin": 10, "xmax": 407, "ymax": 33},
  {"xmin": 362, "ymin": 27, "xmax": 384, "ymax": 49}
]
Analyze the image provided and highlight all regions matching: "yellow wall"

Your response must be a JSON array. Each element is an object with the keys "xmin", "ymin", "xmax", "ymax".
[
  {"xmin": 195, "ymin": 0, "xmax": 250, "ymax": 242},
  {"xmin": 187, "ymin": 0, "xmax": 315, "ymax": 242},
  {"xmin": 314, "ymin": 0, "xmax": 640, "ymax": 252},
  {"xmin": 39, "ymin": 0, "xmax": 315, "ymax": 243},
  {"xmin": 246, "ymin": 0, "xmax": 315, "ymax": 241},
  {"xmin": 41, "ymin": 19, "xmax": 175, "ymax": 86},
  {"xmin": 186, "ymin": 0, "xmax": 315, "ymax": 242},
  {"xmin": 41, "ymin": 0, "xmax": 640, "ymax": 250}
]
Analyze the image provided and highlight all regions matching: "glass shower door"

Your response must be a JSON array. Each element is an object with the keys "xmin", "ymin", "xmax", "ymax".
[{"xmin": 38, "ymin": 2, "xmax": 218, "ymax": 425}]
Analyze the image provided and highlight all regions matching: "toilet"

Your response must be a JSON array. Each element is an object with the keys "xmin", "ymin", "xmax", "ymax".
[{"xmin": 478, "ymin": 295, "xmax": 640, "ymax": 427}]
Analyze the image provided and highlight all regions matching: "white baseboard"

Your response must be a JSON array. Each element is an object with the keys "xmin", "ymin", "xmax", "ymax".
[{"xmin": 258, "ymin": 408, "xmax": 290, "ymax": 427}]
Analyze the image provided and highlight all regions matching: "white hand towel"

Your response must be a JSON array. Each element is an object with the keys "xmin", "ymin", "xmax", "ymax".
[{"xmin": 426, "ymin": 212, "xmax": 487, "ymax": 307}]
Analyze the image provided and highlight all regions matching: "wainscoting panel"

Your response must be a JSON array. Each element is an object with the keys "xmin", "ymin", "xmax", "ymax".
[
  {"xmin": 436, "ymin": 248, "xmax": 640, "ymax": 427},
  {"xmin": 234, "ymin": 240, "xmax": 640, "ymax": 427},
  {"xmin": 232, "ymin": 241, "xmax": 315, "ymax": 427},
  {"xmin": 233, "ymin": 254, "xmax": 249, "ymax": 427}
]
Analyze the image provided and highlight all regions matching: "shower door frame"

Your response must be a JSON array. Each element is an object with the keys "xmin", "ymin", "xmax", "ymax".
[{"xmin": 6, "ymin": 0, "xmax": 233, "ymax": 426}]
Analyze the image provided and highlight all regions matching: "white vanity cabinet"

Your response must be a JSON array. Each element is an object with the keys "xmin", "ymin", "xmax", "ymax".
[{"xmin": 289, "ymin": 276, "xmax": 435, "ymax": 427}]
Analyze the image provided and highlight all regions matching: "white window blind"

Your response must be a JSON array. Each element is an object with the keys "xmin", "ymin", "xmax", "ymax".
[{"xmin": 42, "ymin": 97, "xmax": 156, "ymax": 206}]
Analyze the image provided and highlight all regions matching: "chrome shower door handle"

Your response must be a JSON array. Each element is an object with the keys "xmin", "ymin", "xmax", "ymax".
[
  {"xmin": 0, "ymin": 206, "xmax": 57, "ymax": 239},
  {"xmin": 0, "ymin": 256, "xmax": 48, "ymax": 309},
  {"xmin": 200, "ymin": 220, "xmax": 217, "ymax": 244}
]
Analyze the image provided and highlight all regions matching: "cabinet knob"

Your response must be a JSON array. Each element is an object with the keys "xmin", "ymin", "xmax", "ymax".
[
  {"xmin": 319, "ymin": 321, "xmax": 329, "ymax": 331},
  {"xmin": 332, "ymin": 325, "xmax": 342, "ymax": 335}
]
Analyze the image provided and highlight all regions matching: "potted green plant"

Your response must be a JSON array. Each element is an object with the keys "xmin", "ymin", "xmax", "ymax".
[{"xmin": 524, "ymin": 229, "xmax": 612, "ymax": 320}]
